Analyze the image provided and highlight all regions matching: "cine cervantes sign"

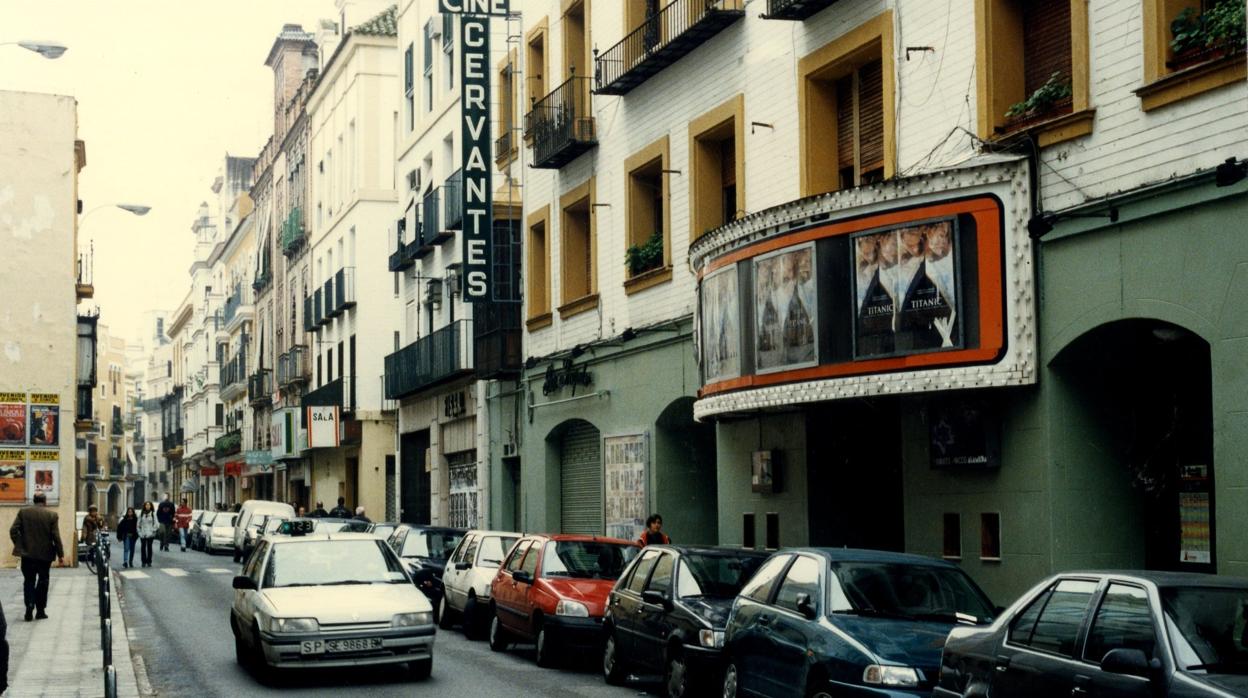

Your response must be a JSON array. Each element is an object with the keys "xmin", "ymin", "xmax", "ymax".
[{"xmin": 441, "ymin": 0, "xmax": 510, "ymax": 301}]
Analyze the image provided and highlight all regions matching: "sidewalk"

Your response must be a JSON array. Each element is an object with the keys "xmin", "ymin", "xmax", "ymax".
[{"xmin": 0, "ymin": 567, "xmax": 142, "ymax": 697}]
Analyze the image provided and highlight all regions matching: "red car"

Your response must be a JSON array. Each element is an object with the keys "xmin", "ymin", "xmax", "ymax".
[{"xmin": 487, "ymin": 534, "xmax": 641, "ymax": 667}]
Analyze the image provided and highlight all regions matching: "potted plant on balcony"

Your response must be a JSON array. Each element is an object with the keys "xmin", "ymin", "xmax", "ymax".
[
  {"xmin": 626, "ymin": 231, "xmax": 664, "ymax": 278},
  {"xmin": 1168, "ymin": 0, "xmax": 1246, "ymax": 70},
  {"xmin": 1001, "ymin": 72, "xmax": 1072, "ymax": 132}
]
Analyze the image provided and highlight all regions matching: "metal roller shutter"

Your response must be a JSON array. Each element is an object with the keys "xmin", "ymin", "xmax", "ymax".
[{"xmin": 560, "ymin": 422, "xmax": 602, "ymax": 534}]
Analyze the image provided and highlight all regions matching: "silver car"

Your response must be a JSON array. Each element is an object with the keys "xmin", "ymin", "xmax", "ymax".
[
  {"xmin": 207, "ymin": 513, "xmax": 238, "ymax": 554},
  {"xmin": 230, "ymin": 531, "xmax": 435, "ymax": 680}
]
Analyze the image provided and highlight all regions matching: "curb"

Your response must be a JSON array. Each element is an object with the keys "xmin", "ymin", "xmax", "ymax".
[{"xmin": 111, "ymin": 570, "xmax": 157, "ymax": 697}]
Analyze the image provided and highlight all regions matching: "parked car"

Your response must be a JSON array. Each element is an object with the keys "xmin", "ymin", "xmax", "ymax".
[
  {"xmin": 487, "ymin": 534, "xmax": 641, "ymax": 667},
  {"xmin": 234, "ymin": 500, "xmax": 295, "ymax": 563},
  {"xmin": 602, "ymin": 545, "xmax": 770, "ymax": 695},
  {"xmin": 259, "ymin": 515, "xmax": 290, "ymax": 538},
  {"xmin": 439, "ymin": 529, "xmax": 521, "ymax": 638},
  {"xmin": 936, "ymin": 571, "xmax": 1248, "ymax": 698},
  {"xmin": 206, "ymin": 512, "xmax": 238, "ymax": 554},
  {"xmin": 191, "ymin": 511, "xmax": 215, "ymax": 551},
  {"xmin": 721, "ymin": 548, "xmax": 997, "ymax": 697},
  {"xmin": 369, "ymin": 521, "xmax": 399, "ymax": 540},
  {"xmin": 315, "ymin": 518, "xmax": 371, "ymax": 534},
  {"xmin": 387, "ymin": 525, "xmax": 467, "ymax": 623},
  {"xmin": 230, "ymin": 530, "xmax": 435, "ymax": 680}
]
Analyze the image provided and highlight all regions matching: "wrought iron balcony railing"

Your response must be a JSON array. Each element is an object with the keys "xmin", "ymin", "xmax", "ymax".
[
  {"xmin": 526, "ymin": 76, "xmax": 597, "ymax": 169},
  {"xmin": 277, "ymin": 345, "xmax": 309, "ymax": 388},
  {"xmin": 384, "ymin": 320, "xmax": 472, "ymax": 400},
  {"xmin": 248, "ymin": 369, "xmax": 272, "ymax": 407},
  {"xmin": 332, "ymin": 267, "xmax": 356, "ymax": 314},
  {"xmin": 474, "ymin": 302, "xmax": 523, "ymax": 379},
  {"xmin": 763, "ymin": 0, "xmax": 838, "ymax": 20},
  {"xmin": 214, "ymin": 429, "xmax": 241, "ymax": 458},
  {"xmin": 595, "ymin": 0, "xmax": 745, "ymax": 96},
  {"xmin": 324, "ymin": 275, "xmax": 338, "ymax": 318},
  {"xmin": 280, "ymin": 206, "xmax": 305, "ymax": 257},
  {"xmin": 422, "ymin": 188, "xmax": 452, "ymax": 245},
  {"xmin": 443, "ymin": 170, "xmax": 463, "ymax": 231}
]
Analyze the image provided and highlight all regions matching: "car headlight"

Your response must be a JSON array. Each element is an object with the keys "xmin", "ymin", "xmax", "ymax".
[
  {"xmin": 863, "ymin": 665, "xmax": 920, "ymax": 688},
  {"xmin": 267, "ymin": 617, "xmax": 319, "ymax": 634},
  {"xmin": 555, "ymin": 600, "xmax": 589, "ymax": 617},
  {"xmin": 392, "ymin": 612, "xmax": 433, "ymax": 628},
  {"xmin": 698, "ymin": 629, "xmax": 725, "ymax": 648}
]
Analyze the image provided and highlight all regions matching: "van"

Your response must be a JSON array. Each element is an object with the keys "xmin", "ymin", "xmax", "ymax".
[{"xmin": 232, "ymin": 500, "xmax": 294, "ymax": 563}]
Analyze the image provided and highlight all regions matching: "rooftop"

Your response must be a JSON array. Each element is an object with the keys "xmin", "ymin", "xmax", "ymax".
[{"xmin": 352, "ymin": 5, "xmax": 398, "ymax": 37}]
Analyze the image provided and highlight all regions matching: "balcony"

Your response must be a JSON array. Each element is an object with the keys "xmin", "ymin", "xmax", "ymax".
[
  {"xmin": 314, "ymin": 288, "xmax": 327, "ymax": 327},
  {"xmin": 595, "ymin": 0, "xmax": 745, "ymax": 96},
  {"xmin": 277, "ymin": 345, "xmax": 309, "ymax": 388},
  {"xmin": 219, "ymin": 344, "xmax": 248, "ymax": 401},
  {"xmin": 162, "ymin": 428, "xmax": 184, "ymax": 456},
  {"xmin": 280, "ymin": 206, "xmax": 306, "ymax": 257},
  {"xmin": 76, "ymin": 246, "xmax": 94, "ymax": 299},
  {"xmin": 423, "ymin": 189, "xmax": 453, "ymax": 246},
  {"xmin": 87, "ymin": 448, "xmax": 99, "ymax": 476},
  {"xmin": 252, "ymin": 268, "xmax": 272, "ymax": 294},
  {"xmin": 303, "ymin": 295, "xmax": 315, "ymax": 332},
  {"xmin": 248, "ymin": 369, "xmax": 273, "ymax": 407},
  {"xmin": 76, "ymin": 386, "xmax": 93, "ymax": 425},
  {"xmin": 526, "ymin": 76, "xmax": 597, "ymax": 169},
  {"xmin": 302, "ymin": 377, "xmax": 343, "ymax": 414},
  {"xmin": 223, "ymin": 284, "xmax": 253, "ymax": 330},
  {"xmin": 324, "ymin": 275, "xmax": 338, "ymax": 318},
  {"xmin": 329, "ymin": 267, "xmax": 356, "ymax": 315},
  {"xmin": 384, "ymin": 320, "xmax": 472, "ymax": 400},
  {"xmin": 388, "ymin": 218, "xmax": 417, "ymax": 272},
  {"xmin": 341, "ymin": 375, "xmax": 357, "ymax": 413},
  {"xmin": 214, "ymin": 429, "xmax": 242, "ymax": 458},
  {"xmin": 762, "ymin": 0, "xmax": 837, "ymax": 19},
  {"xmin": 443, "ymin": 170, "xmax": 463, "ymax": 231},
  {"xmin": 474, "ymin": 303, "xmax": 523, "ymax": 379},
  {"xmin": 495, "ymin": 130, "xmax": 514, "ymax": 166}
]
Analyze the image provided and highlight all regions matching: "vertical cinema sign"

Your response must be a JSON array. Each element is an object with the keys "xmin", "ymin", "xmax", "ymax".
[{"xmin": 441, "ymin": 0, "xmax": 510, "ymax": 302}]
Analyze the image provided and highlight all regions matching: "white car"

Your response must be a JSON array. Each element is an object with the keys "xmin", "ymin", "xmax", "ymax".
[
  {"xmin": 437, "ymin": 529, "xmax": 520, "ymax": 638},
  {"xmin": 234, "ymin": 500, "xmax": 295, "ymax": 563},
  {"xmin": 206, "ymin": 513, "xmax": 238, "ymax": 554},
  {"xmin": 230, "ymin": 529, "xmax": 435, "ymax": 680}
]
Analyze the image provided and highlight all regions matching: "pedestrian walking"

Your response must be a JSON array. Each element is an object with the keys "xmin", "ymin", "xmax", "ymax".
[
  {"xmin": 137, "ymin": 501, "xmax": 158, "ymax": 567},
  {"xmin": 81, "ymin": 504, "xmax": 104, "ymax": 548},
  {"xmin": 637, "ymin": 514, "xmax": 671, "ymax": 547},
  {"xmin": 9, "ymin": 493, "xmax": 65, "ymax": 621},
  {"xmin": 175, "ymin": 498, "xmax": 192, "ymax": 552},
  {"xmin": 309, "ymin": 501, "xmax": 328, "ymax": 518},
  {"xmin": 116, "ymin": 507, "xmax": 139, "ymax": 568},
  {"xmin": 352, "ymin": 506, "xmax": 371, "ymax": 523},
  {"xmin": 328, "ymin": 497, "xmax": 351, "ymax": 519},
  {"xmin": 156, "ymin": 494, "xmax": 175, "ymax": 551}
]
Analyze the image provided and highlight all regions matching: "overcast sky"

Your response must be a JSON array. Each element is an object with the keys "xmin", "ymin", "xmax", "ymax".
[{"xmin": 1, "ymin": 1, "xmax": 336, "ymax": 347}]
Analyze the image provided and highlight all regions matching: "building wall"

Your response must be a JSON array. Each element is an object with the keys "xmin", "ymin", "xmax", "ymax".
[{"xmin": 0, "ymin": 90, "xmax": 82, "ymax": 566}]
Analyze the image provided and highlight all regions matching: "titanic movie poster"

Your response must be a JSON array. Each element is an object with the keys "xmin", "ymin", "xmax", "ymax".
[
  {"xmin": 853, "ymin": 220, "xmax": 959, "ymax": 358},
  {"xmin": 701, "ymin": 264, "xmax": 740, "ymax": 383},
  {"xmin": 754, "ymin": 243, "xmax": 817, "ymax": 372}
]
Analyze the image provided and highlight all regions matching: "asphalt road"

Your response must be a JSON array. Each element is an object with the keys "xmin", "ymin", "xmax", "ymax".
[{"xmin": 110, "ymin": 541, "xmax": 662, "ymax": 697}]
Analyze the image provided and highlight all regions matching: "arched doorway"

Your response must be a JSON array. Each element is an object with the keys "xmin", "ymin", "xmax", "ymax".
[
  {"xmin": 106, "ymin": 483, "xmax": 123, "ymax": 525},
  {"xmin": 1050, "ymin": 319, "xmax": 1213, "ymax": 572},
  {"xmin": 654, "ymin": 398, "xmax": 718, "ymax": 544},
  {"xmin": 548, "ymin": 419, "xmax": 602, "ymax": 534}
]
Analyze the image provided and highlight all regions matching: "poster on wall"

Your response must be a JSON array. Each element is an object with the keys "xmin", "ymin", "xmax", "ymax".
[
  {"xmin": 754, "ymin": 243, "xmax": 817, "ymax": 372},
  {"xmin": 603, "ymin": 434, "xmax": 647, "ymax": 543},
  {"xmin": 928, "ymin": 396, "xmax": 1001, "ymax": 469},
  {"xmin": 1179, "ymin": 491, "xmax": 1211, "ymax": 564},
  {"xmin": 0, "ymin": 393, "xmax": 26, "ymax": 446},
  {"xmin": 29, "ymin": 394, "xmax": 60, "ymax": 447},
  {"xmin": 853, "ymin": 220, "xmax": 960, "ymax": 358},
  {"xmin": 701, "ymin": 264, "xmax": 740, "ymax": 382},
  {"xmin": 28, "ymin": 449, "xmax": 58, "ymax": 504},
  {"xmin": 0, "ymin": 449, "xmax": 25, "ymax": 503}
]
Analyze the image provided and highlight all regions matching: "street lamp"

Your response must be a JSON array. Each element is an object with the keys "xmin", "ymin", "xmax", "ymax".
[
  {"xmin": 80, "ymin": 203, "xmax": 153, "ymax": 227},
  {"xmin": 0, "ymin": 41, "xmax": 67, "ymax": 59}
]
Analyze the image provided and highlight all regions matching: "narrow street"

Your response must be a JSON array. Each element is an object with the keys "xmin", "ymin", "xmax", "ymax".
[{"xmin": 110, "ymin": 548, "xmax": 657, "ymax": 697}]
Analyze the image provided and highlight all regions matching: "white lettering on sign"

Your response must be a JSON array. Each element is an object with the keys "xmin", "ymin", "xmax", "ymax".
[
  {"xmin": 439, "ymin": 0, "xmax": 510, "ymax": 15},
  {"xmin": 465, "ymin": 85, "xmax": 486, "ymax": 111},
  {"xmin": 459, "ymin": 14, "xmax": 493, "ymax": 301}
]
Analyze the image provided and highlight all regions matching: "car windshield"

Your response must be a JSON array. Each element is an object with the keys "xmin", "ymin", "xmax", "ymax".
[
  {"xmin": 1162, "ymin": 586, "xmax": 1248, "ymax": 674},
  {"xmin": 830, "ymin": 561, "xmax": 996, "ymax": 623},
  {"xmin": 216, "ymin": 514, "xmax": 237, "ymax": 527},
  {"xmin": 316, "ymin": 521, "xmax": 349, "ymax": 533},
  {"xmin": 372, "ymin": 524, "xmax": 396, "ymax": 539},
  {"xmin": 263, "ymin": 518, "xmax": 287, "ymax": 534},
  {"xmin": 677, "ymin": 553, "xmax": 767, "ymax": 598},
  {"xmin": 201, "ymin": 513, "xmax": 217, "ymax": 526},
  {"xmin": 402, "ymin": 530, "xmax": 464, "ymax": 560},
  {"xmin": 542, "ymin": 540, "xmax": 639, "ymax": 580},
  {"xmin": 262, "ymin": 540, "xmax": 408, "ymax": 588},
  {"xmin": 478, "ymin": 536, "xmax": 519, "ymax": 566}
]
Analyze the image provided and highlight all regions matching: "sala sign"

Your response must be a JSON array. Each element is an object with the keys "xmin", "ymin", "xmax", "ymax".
[{"xmin": 441, "ymin": 0, "xmax": 510, "ymax": 301}]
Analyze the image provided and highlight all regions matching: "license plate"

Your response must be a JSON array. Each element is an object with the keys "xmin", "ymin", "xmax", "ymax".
[{"xmin": 301, "ymin": 638, "xmax": 383, "ymax": 655}]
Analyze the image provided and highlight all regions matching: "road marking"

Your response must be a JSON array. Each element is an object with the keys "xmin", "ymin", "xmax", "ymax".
[
  {"xmin": 119, "ymin": 570, "xmax": 149, "ymax": 579},
  {"xmin": 161, "ymin": 568, "xmax": 188, "ymax": 577},
  {"xmin": 204, "ymin": 568, "xmax": 232, "ymax": 574}
]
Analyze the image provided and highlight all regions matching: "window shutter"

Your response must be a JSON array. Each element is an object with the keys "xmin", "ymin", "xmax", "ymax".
[
  {"xmin": 1023, "ymin": 0, "xmax": 1072, "ymax": 96},
  {"xmin": 836, "ymin": 76, "xmax": 854, "ymax": 171},
  {"xmin": 424, "ymin": 20, "xmax": 434, "ymax": 68},
  {"xmin": 404, "ymin": 46, "xmax": 414, "ymax": 92},
  {"xmin": 858, "ymin": 59, "xmax": 885, "ymax": 173}
]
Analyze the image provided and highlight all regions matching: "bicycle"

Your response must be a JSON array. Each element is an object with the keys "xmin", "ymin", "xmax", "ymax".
[{"xmin": 84, "ymin": 531, "xmax": 111, "ymax": 576}]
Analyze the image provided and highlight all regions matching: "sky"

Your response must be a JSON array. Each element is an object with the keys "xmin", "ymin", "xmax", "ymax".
[{"xmin": 1, "ymin": 1, "xmax": 337, "ymax": 348}]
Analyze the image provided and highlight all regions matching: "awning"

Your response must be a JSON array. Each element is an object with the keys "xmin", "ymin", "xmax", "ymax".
[{"xmin": 224, "ymin": 461, "xmax": 244, "ymax": 477}]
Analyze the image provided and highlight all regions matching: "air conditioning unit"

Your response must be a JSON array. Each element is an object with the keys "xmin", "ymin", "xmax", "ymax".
[{"xmin": 424, "ymin": 279, "xmax": 443, "ymax": 308}]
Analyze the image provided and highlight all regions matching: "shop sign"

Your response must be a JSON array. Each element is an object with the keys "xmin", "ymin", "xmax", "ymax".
[
  {"xmin": 224, "ymin": 461, "xmax": 244, "ymax": 477},
  {"xmin": 542, "ymin": 360, "xmax": 593, "ymax": 396},
  {"xmin": 927, "ymin": 396, "xmax": 1001, "ymax": 469},
  {"xmin": 200, "ymin": 465, "xmax": 221, "ymax": 477},
  {"xmin": 306, "ymin": 406, "xmax": 340, "ymax": 449},
  {"xmin": 245, "ymin": 450, "xmax": 273, "ymax": 466},
  {"xmin": 438, "ymin": 0, "xmax": 509, "ymax": 15},
  {"xmin": 28, "ymin": 449, "xmax": 58, "ymax": 504},
  {"xmin": 458, "ymin": 12, "xmax": 492, "ymax": 301},
  {"xmin": 604, "ymin": 434, "xmax": 647, "ymax": 543},
  {"xmin": 270, "ymin": 409, "xmax": 306, "ymax": 458}
]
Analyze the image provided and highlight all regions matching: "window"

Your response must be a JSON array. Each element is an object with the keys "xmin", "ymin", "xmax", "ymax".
[
  {"xmin": 690, "ymin": 94, "xmax": 744, "ymax": 243},
  {"xmin": 981, "ymin": 512, "xmax": 1001, "ymax": 560},
  {"xmin": 442, "ymin": 13, "xmax": 454, "ymax": 91},
  {"xmin": 526, "ymin": 18, "xmax": 549, "ymax": 106},
  {"xmin": 624, "ymin": 136, "xmax": 671, "ymax": 291},
  {"xmin": 562, "ymin": 0, "xmax": 589, "ymax": 81},
  {"xmin": 628, "ymin": 550, "xmax": 661, "ymax": 593},
  {"xmin": 741, "ymin": 554, "xmax": 791, "ymax": 603},
  {"xmin": 497, "ymin": 50, "xmax": 518, "ymax": 167},
  {"xmin": 423, "ymin": 20, "xmax": 434, "ymax": 112},
  {"xmin": 559, "ymin": 177, "xmax": 597, "ymax": 317},
  {"xmin": 1017, "ymin": 579, "xmax": 1098, "ymax": 657},
  {"xmin": 1139, "ymin": 0, "xmax": 1246, "ymax": 110},
  {"xmin": 975, "ymin": 0, "xmax": 1092, "ymax": 145},
  {"xmin": 519, "ymin": 543, "xmax": 540, "ymax": 576},
  {"xmin": 1009, "ymin": 587, "xmax": 1053, "ymax": 643},
  {"xmin": 799, "ymin": 12, "xmax": 894, "ymax": 196},
  {"xmin": 1085, "ymin": 584, "xmax": 1157, "ymax": 663},
  {"xmin": 766, "ymin": 512, "xmax": 780, "ymax": 550},
  {"xmin": 647, "ymin": 553, "xmax": 674, "ymax": 594},
  {"xmin": 774, "ymin": 556, "xmax": 821, "ymax": 614},
  {"xmin": 526, "ymin": 205, "xmax": 551, "ymax": 326},
  {"xmin": 943, "ymin": 513, "xmax": 962, "ymax": 559},
  {"xmin": 742, "ymin": 513, "xmax": 756, "ymax": 549}
]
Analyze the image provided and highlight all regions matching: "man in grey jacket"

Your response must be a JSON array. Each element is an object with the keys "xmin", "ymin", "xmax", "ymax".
[{"xmin": 9, "ymin": 493, "xmax": 65, "ymax": 622}]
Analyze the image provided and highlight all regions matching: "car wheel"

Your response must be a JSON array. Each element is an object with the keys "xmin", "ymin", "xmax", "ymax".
[
  {"xmin": 463, "ymin": 595, "xmax": 484, "ymax": 640},
  {"xmin": 665, "ymin": 647, "xmax": 690, "ymax": 698},
  {"xmin": 249, "ymin": 625, "xmax": 276, "ymax": 684},
  {"xmin": 408, "ymin": 658, "xmax": 432, "ymax": 681},
  {"xmin": 233, "ymin": 625, "xmax": 250, "ymax": 668},
  {"xmin": 602, "ymin": 627, "xmax": 627, "ymax": 685},
  {"xmin": 437, "ymin": 596, "xmax": 456, "ymax": 630},
  {"xmin": 534, "ymin": 621, "xmax": 558, "ymax": 668},
  {"xmin": 488, "ymin": 611, "xmax": 510, "ymax": 652},
  {"xmin": 722, "ymin": 662, "xmax": 739, "ymax": 698}
]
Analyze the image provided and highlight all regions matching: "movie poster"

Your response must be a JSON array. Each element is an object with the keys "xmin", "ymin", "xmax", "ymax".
[
  {"xmin": 29, "ymin": 449, "xmax": 58, "ymax": 504},
  {"xmin": 0, "ymin": 449, "xmax": 25, "ymax": 504},
  {"xmin": 1179, "ymin": 491, "xmax": 1211, "ymax": 565},
  {"xmin": 0, "ymin": 393, "xmax": 26, "ymax": 446},
  {"xmin": 701, "ymin": 264, "xmax": 740, "ymax": 383},
  {"xmin": 603, "ymin": 434, "xmax": 647, "ymax": 543},
  {"xmin": 754, "ymin": 243, "xmax": 817, "ymax": 372},
  {"xmin": 29, "ymin": 394, "xmax": 60, "ymax": 447},
  {"xmin": 853, "ymin": 220, "xmax": 959, "ymax": 358}
]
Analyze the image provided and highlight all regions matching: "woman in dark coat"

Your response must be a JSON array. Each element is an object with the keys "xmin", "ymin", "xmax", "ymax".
[{"xmin": 116, "ymin": 507, "xmax": 139, "ymax": 568}]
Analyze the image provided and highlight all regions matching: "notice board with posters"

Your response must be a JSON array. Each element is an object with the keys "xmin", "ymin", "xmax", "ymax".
[
  {"xmin": 28, "ymin": 449, "xmax": 58, "ymax": 504},
  {"xmin": 604, "ymin": 433, "xmax": 647, "ymax": 543},
  {"xmin": 0, "ymin": 449, "xmax": 25, "ymax": 504}
]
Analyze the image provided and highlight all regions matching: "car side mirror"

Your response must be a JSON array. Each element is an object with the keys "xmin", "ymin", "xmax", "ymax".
[
  {"xmin": 795, "ymin": 593, "xmax": 817, "ymax": 620},
  {"xmin": 232, "ymin": 575, "xmax": 256, "ymax": 591},
  {"xmin": 1101, "ymin": 648, "xmax": 1159, "ymax": 679},
  {"xmin": 455, "ymin": 561, "xmax": 471, "ymax": 571},
  {"xmin": 512, "ymin": 570, "xmax": 533, "ymax": 585},
  {"xmin": 642, "ymin": 590, "xmax": 673, "ymax": 609}
]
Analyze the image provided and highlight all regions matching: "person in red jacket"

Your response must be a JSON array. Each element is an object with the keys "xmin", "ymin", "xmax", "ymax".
[
  {"xmin": 174, "ymin": 498, "xmax": 193, "ymax": 552},
  {"xmin": 637, "ymin": 514, "xmax": 671, "ymax": 547}
]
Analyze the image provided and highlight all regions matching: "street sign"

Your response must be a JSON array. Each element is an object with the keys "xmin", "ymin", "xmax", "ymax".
[
  {"xmin": 459, "ymin": 14, "xmax": 492, "ymax": 302},
  {"xmin": 438, "ymin": 0, "xmax": 510, "ymax": 16}
]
